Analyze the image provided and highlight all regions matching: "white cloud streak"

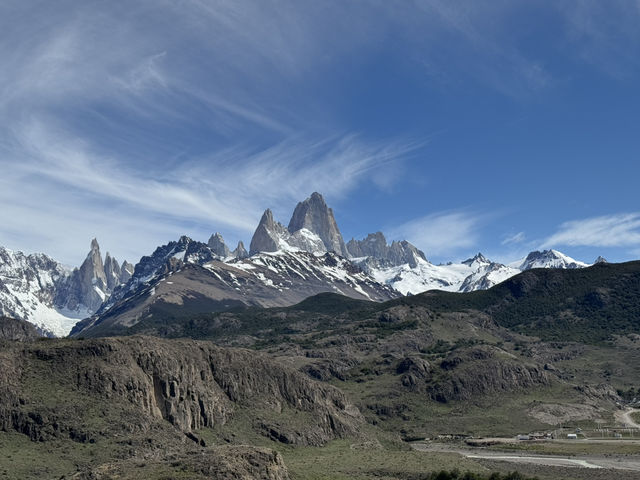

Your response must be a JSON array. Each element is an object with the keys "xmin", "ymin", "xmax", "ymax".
[
  {"xmin": 502, "ymin": 231, "xmax": 526, "ymax": 245},
  {"xmin": 389, "ymin": 210, "xmax": 485, "ymax": 259},
  {"xmin": 542, "ymin": 213, "xmax": 640, "ymax": 249},
  {"xmin": 1, "ymin": 118, "xmax": 418, "ymax": 264}
]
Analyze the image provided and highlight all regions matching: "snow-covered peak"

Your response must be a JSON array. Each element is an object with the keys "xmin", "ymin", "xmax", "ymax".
[
  {"xmin": 461, "ymin": 252, "xmax": 491, "ymax": 268},
  {"xmin": 513, "ymin": 249, "xmax": 590, "ymax": 271}
]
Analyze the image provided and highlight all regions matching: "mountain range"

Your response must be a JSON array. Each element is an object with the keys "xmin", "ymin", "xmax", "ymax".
[{"xmin": 0, "ymin": 192, "xmax": 602, "ymax": 337}]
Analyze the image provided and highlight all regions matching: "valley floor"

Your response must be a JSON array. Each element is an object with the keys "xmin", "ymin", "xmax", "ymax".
[{"xmin": 411, "ymin": 440, "xmax": 640, "ymax": 479}]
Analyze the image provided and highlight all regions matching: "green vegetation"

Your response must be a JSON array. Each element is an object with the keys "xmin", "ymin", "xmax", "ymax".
[
  {"xmin": 487, "ymin": 440, "xmax": 640, "ymax": 456},
  {"xmin": 279, "ymin": 439, "xmax": 538, "ymax": 480}
]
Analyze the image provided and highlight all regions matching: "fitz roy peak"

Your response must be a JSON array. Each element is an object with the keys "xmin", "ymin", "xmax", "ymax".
[
  {"xmin": 287, "ymin": 192, "xmax": 350, "ymax": 257},
  {"xmin": 249, "ymin": 193, "xmax": 349, "ymax": 257}
]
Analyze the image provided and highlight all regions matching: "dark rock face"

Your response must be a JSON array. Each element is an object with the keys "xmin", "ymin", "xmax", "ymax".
[
  {"xmin": 287, "ymin": 192, "xmax": 349, "ymax": 257},
  {"xmin": 347, "ymin": 232, "xmax": 426, "ymax": 268},
  {"xmin": 208, "ymin": 233, "xmax": 231, "ymax": 258},
  {"xmin": 98, "ymin": 236, "xmax": 217, "ymax": 316},
  {"xmin": 396, "ymin": 356, "xmax": 432, "ymax": 389},
  {"xmin": 426, "ymin": 347, "xmax": 549, "ymax": 402},
  {"xmin": 0, "ymin": 337, "xmax": 362, "ymax": 447},
  {"xmin": 0, "ymin": 316, "xmax": 41, "ymax": 341}
]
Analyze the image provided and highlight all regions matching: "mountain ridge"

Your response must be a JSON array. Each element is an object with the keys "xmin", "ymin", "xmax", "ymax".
[{"xmin": 1, "ymin": 192, "xmax": 603, "ymax": 336}]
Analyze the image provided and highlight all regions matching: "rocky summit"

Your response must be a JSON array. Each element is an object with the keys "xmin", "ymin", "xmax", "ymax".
[{"xmin": 287, "ymin": 192, "xmax": 350, "ymax": 257}]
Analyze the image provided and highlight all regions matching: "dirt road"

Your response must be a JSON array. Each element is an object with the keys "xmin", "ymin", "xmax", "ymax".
[
  {"xmin": 616, "ymin": 408, "xmax": 640, "ymax": 429},
  {"xmin": 412, "ymin": 442, "xmax": 640, "ymax": 472}
]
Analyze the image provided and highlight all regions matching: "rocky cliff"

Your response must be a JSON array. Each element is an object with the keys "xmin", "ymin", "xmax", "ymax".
[{"xmin": 0, "ymin": 336, "xmax": 362, "ymax": 447}]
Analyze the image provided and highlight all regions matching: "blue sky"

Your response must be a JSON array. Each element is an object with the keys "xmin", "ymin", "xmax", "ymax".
[{"xmin": 1, "ymin": 0, "xmax": 639, "ymax": 266}]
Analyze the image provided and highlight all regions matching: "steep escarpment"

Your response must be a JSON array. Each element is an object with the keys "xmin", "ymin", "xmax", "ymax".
[{"xmin": 0, "ymin": 336, "xmax": 362, "ymax": 447}]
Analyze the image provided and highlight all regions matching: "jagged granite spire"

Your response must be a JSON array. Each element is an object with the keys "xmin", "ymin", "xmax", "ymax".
[
  {"xmin": 104, "ymin": 252, "xmax": 122, "ymax": 291},
  {"xmin": 346, "ymin": 232, "xmax": 426, "ymax": 268},
  {"xmin": 55, "ymin": 238, "xmax": 108, "ymax": 312},
  {"xmin": 462, "ymin": 253, "xmax": 490, "ymax": 266},
  {"xmin": 249, "ymin": 209, "xmax": 289, "ymax": 255},
  {"xmin": 287, "ymin": 192, "xmax": 349, "ymax": 257},
  {"xmin": 120, "ymin": 260, "xmax": 134, "ymax": 283},
  {"xmin": 207, "ymin": 232, "xmax": 231, "ymax": 258},
  {"xmin": 233, "ymin": 241, "xmax": 249, "ymax": 259}
]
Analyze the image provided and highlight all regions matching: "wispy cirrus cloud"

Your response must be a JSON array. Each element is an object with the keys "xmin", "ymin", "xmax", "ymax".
[
  {"xmin": 542, "ymin": 213, "xmax": 640, "ymax": 249},
  {"xmin": 3, "ymin": 117, "xmax": 418, "ymax": 264},
  {"xmin": 389, "ymin": 210, "xmax": 487, "ymax": 260},
  {"xmin": 502, "ymin": 231, "xmax": 526, "ymax": 246}
]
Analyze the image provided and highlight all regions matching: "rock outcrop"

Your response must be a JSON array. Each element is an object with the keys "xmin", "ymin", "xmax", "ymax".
[
  {"xmin": 75, "ymin": 446, "xmax": 291, "ymax": 480},
  {"xmin": 120, "ymin": 260, "xmax": 134, "ymax": 283},
  {"xmin": 347, "ymin": 232, "xmax": 426, "ymax": 268},
  {"xmin": 249, "ymin": 209, "xmax": 290, "ymax": 255},
  {"xmin": 233, "ymin": 241, "xmax": 249, "ymax": 259},
  {"xmin": 0, "ymin": 316, "xmax": 41, "ymax": 341},
  {"xmin": 425, "ymin": 347, "xmax": 549, "ymax": 402},
  {"xmin": 208, "ymin": 232, "xmax": 231, "ymax": 258},
  {"xmin": 0, "ymin": 336, "xmax": 362, "ymax": 446},
  {"xmin": 103, "ymin": 252, "xmax": 122, "ymax": 291},
  {"xmin": 249, "ymin": 193, "xmax": 349, "ymax": 257}
]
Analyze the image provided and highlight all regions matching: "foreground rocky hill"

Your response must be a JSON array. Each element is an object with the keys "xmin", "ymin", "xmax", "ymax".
[{"xmin": 0, "ymin": 334, "xmax": 365, "ymax": 478}]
